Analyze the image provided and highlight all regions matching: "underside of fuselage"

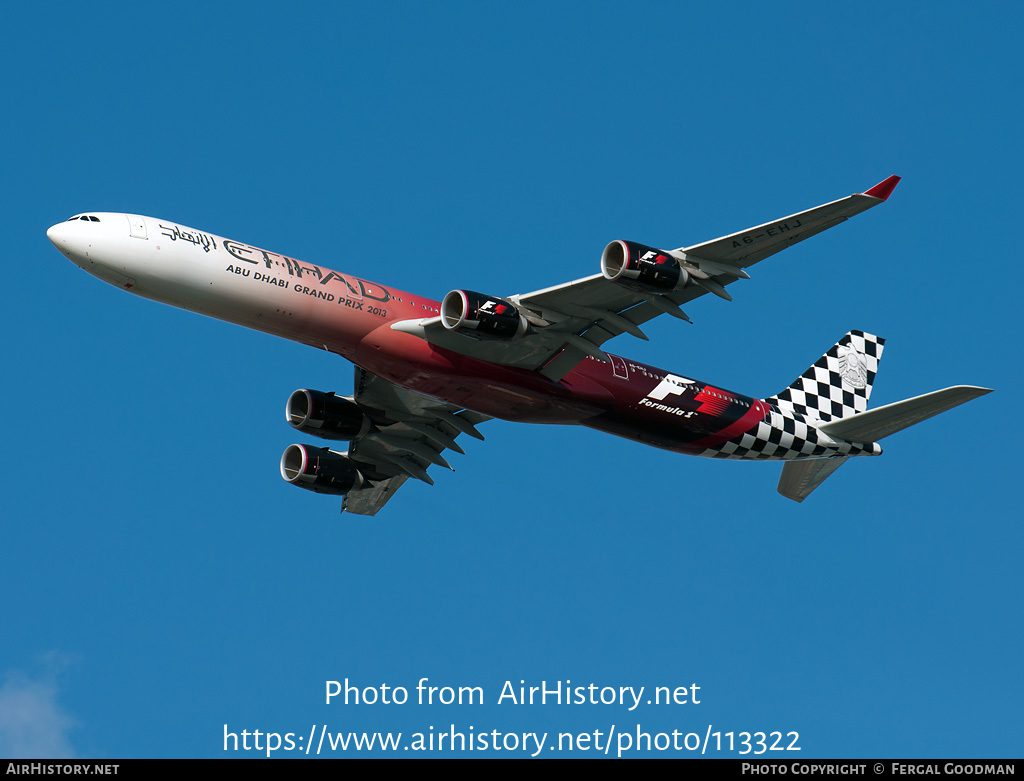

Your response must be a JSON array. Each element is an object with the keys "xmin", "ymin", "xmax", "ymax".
[{"xmin": 352, "ymin": 328, "xmax": 870, "ymax": 463}]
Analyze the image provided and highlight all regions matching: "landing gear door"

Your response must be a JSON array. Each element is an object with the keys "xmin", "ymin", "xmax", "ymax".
[{"xmin": 126, "ymin": 214, "xmax": 148, "ymax": 239}]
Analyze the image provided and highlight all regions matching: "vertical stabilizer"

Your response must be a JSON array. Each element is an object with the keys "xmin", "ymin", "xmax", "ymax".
[{"xmin": 767, "ymin": 331, "xmax": 884, "ymax": 422}]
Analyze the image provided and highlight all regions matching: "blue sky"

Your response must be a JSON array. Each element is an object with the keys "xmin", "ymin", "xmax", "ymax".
[{"xmin": 1, "ymin": 2, "xmax": 1020, "ymax": 758}]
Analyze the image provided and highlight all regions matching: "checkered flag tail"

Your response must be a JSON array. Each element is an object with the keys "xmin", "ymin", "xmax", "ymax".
[{"xmin": 766, "ymin": 331, "xmax": 885, "ymax": 422}]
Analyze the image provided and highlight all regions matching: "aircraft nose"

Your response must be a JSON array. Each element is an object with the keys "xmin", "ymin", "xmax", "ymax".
[
  {"xmin": 46, "ymin": 221, "xmax": 66, "ymax": 247},
  {"xmin": 46, "ymin": 218, "xmax": 90, "ymax": 267}
]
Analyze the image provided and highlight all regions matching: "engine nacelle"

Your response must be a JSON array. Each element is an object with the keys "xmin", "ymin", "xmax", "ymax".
[
  {"xmin": 440, "ymin": 289, "xmax": 528, "ymax": 339},
  {"xmin": 280, "ymin": 444, "xmax": 365, "ymax": 495},
  {"xmin": 601, "ymin": 240, "xmax": 690, "ymax": 293},
  {"xmin": 286, "ymin": 389, "xmax": 372, "ymax": 440}
]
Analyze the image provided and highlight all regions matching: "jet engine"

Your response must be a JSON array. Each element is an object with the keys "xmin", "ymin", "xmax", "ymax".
[
  {"xmin": 440, "ymin": 289, "xmax": 528, "ymax": 339},
  {"xmin": 285, "ymin": 389, "xmax": 372, "ymax": 440},
  {"xmin": 280, "ymin": 444, "xmax": 365, "ymax": 495},
  {"xmin": 601, "ymin": 240, "xmax": 690, "ymax": 293}
]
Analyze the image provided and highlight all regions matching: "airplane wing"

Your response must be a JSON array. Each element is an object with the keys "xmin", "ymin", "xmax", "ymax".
[
  {"xmin": 337, "ymin": 367, "xmax": 490, "ymax": 515},
  {"xmin": 391, "ymin": 176, "xmax": 901, "ymax": 381}
]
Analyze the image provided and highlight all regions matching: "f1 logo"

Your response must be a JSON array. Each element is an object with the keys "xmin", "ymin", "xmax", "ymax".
[
  {"xmin": 479, "ymin": 300, "xmax": 507, "ymax": 315},
  {"xmin": 648, "ymin": 373, "xmax": 694, "ymax": 401}
]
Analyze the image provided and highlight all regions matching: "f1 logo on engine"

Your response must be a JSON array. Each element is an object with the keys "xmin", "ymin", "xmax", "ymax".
[
  {"xmin": 479, "ymin": 299, "xmax": 507, "ymax": 314},
  {"xmin": 647, "ymin": 373, "xmax": 694, "ymax": 401}
]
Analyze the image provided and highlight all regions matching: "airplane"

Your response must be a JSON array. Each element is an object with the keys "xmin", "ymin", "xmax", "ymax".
[{"xmin": 46, "ymin": 176, "xmax": 991, "ymax": 514}]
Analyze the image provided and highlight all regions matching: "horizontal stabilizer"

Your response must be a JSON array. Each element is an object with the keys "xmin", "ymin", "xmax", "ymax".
[
  {"xmin": 817, "ymin": 385, "xmax": 993, "ymax": 443},
  {"xmin": 778, "ymin": 385, "xmax": 992, "ymax": 503},
  {"xmin": 778, "ymin": 457, "xmax": 849, "ymax": 502}
]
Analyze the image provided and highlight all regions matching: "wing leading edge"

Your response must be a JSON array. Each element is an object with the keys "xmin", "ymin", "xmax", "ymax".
[{"xmin": 389, "ymin": 176, "xmax": 901, "ymax": 381}]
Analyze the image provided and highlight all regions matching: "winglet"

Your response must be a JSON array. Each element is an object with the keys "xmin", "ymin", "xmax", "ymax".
[{"xmin": 864, "ymin": 175, "xmax": 901, "ymax": 201}]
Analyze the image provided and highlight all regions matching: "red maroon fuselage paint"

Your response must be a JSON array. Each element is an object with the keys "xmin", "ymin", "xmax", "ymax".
[
  {"xmin": 350, "ymin": 297, "xmax": 762, "ymax": 455},
  {"xmin": 43, "ymin": 214, "xmax": 847, "ymax": 464}
]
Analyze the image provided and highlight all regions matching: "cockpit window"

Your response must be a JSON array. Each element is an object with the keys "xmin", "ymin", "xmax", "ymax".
[{"xmin": 66, "ymin": 215, "xmax": 100, "ymax": 222}]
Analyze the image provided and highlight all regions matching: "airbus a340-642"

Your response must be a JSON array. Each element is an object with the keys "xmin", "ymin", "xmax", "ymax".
[{"xmin": 47, "ymin": 177, "xmax": 990, "ymax": 514}]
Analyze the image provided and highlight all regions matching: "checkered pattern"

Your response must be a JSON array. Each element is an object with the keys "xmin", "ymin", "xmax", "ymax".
[
  {"xmin": 696, "ymin": 331, "xmax": 885, "ymax": 461},
  {"xmin": 700, "ymin": 416, "xmax": 876, "ymax": 460},
  {"xmin": 765, "ymin": 330, "xmax": 884, "ymax": 423}
]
